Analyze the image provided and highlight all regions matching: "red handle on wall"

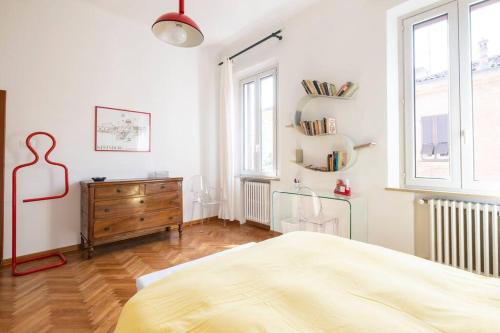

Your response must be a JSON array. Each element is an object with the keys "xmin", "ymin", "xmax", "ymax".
[{"xmin": 11, "ymin": 131, "xmax": 69, "ymax": 276}]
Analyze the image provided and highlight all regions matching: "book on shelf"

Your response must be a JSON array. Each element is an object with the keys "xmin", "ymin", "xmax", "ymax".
[
  {"xmin": 329, "ymin": 83, "xmax": 337, "ymax": 96},
  {"xmin": 319, "ymin": 81, "xmax": 327, "ymax": 95},
  {"xmin": 301, "ymin": 81, "xmax": 312, "ymax": 95},
  {"xmin": 327, "ymin": 118, "xmax": 336, "ymax": 134},
  {"xmin": 299, "ymin": 117, "xmax": 337, "ymax": 136},
  {"xmin": 344, "ymin": 83, "xmax": 359, "ymax": 98},
  {"xmin": 327, "ymin": 151, "xmax": 347, "ymax": 172},
  {"xmin": 321, "ymin": 82, "xmax": 331, "ymax": 96},
  {"xmin": 312, "ymin": 80, "xmax": 322, "ymax": 95},
  {"xmin": 304, "ymin": 80, "xmax": 317, "ymax": 94}
]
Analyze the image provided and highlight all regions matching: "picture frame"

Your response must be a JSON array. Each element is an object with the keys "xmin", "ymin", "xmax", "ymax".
[{"xmin": 95, "ymin": 106, "xmax": 151, "ymax": 152}]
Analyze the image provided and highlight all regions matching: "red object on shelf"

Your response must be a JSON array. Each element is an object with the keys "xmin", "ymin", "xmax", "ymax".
[
  {"xmin": 11, "ymin": 132, "xmax": 69, "ymax": 276},
  {"xmin": 334, "ymin": 179, "xmax": 352, "ymax": 197}
]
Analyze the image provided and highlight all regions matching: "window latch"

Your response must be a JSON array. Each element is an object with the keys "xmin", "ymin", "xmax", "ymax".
[{"xmin": 461, "ymin": 129, "xmax": 467, "ymax": 145}]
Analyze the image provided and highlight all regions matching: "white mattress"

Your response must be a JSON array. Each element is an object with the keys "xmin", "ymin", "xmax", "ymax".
[{"xmin": 136, "ymin": 242, "xmax": 257, "ymax": 290}]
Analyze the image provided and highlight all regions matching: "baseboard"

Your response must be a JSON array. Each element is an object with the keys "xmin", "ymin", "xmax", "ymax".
[
  {"xmin": 245, "ymin": 220, "xmax": 271, "ymax": 230},
  {"xmin": 1, "ymin": 217, "xmax": 246, "ymax": 267},
  {"xmin": 184, "ymin": 217, "xmax": 244, "ymax": 226},
  {"xmin": 1, "ymin": 244, "xmax": 80, "ymax": 267},
  {"xmin": 184, "ymin": 216, "xmax": 218, "ymax": 226}
]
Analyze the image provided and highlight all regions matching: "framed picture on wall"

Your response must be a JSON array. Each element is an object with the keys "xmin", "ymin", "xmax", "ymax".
[{"xmin": 95, "ymin": 106, "xmax": 151, "ymax": 152}]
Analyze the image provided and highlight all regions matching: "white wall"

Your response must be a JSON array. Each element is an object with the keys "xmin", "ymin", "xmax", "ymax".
[
  {"xmin": 219, "ymin": 0, "xmax": 417, "ymax": 254},
  {"xmin": 0, "ymin": 0, "xmax": 216, "ymax": 258}
]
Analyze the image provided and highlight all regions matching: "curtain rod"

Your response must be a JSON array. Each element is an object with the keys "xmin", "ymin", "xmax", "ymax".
[{"xmin": 218, "ymin": 30, "xmax": 283, "ymax": 66}]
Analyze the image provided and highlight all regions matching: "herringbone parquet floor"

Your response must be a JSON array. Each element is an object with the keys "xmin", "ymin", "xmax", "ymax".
[{"xmin": 0, "ymin": 221, "xmax": 276, "ymax": 333}]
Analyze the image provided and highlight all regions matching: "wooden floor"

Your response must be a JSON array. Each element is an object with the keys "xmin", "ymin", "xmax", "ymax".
[{"xmin": 0, "ymin": 221, "xmax": 276, "ymax": 333}]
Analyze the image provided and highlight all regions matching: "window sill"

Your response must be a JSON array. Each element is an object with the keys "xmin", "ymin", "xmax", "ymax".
[
  {"xmin": 385, "ymin": 187, "xmax": 500, "ymax": 200},
  {"xmin": 237, "ymin": 174, "xmax": 280, "ymax": 182}
]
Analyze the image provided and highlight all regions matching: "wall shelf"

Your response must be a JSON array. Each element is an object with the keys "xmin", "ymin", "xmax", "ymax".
[
  {"xmin": 294, "ymin": 134, "xmax": 357, "ymax": 172},
  {"xmin": 303, "ymin": 94, "xmax": 355, "ymax": 100},
  {"xmin": 289, "ymin": 87, "xmax": 374, "ymax": 173},
  {"xmin": 286, "ymin": 125, "xmax": 336, "ymax": 137},
  {"xmin": 301, "ymin": 80, "xmax": 359, "ymax": 100},
  {"xmin": 292, "ymin": 141, "xmax": 375, "ymax": 174},
  {"xmin": 291, "ymin": 161, "xmax": 349, "ymax": 173},
  {"xmin": 295, "ymin": 94, "xmax": 355, "ymax": 122}
]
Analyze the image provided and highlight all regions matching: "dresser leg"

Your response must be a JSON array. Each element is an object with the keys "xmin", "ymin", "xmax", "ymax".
[
  {"xmin": 80, "ymin": 234, "xmax": 85, "ymax": 251},
  {"xmin": 87, "ymin": 244, "xmax": 95, "ymax": 259},
  {"xmin": 178, "ymin": 224, "xmax": 183, "ymax": 238},
  {"xmin": 80, "ymin": 234, "xmax": 91, "ymax": 259}
]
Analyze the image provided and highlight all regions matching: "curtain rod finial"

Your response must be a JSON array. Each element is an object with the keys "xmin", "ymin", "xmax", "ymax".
[{"xmin": 217, "ymin": 29, "xmax": 283, "ymax": 66}]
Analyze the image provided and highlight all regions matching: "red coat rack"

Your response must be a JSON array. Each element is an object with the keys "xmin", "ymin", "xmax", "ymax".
[{"xmin": 11, "ymin": 132, "xmax": 69, "ymax": 276}]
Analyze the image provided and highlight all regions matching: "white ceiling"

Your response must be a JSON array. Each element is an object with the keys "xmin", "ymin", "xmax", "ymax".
[{"xmin": 81, "ymin": 0, "xmax": 321, "ymax": 45}]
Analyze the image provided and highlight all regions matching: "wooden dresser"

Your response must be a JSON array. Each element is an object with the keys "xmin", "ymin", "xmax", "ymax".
[{"xmin": 80, "ymin": 178, "xmax": 183, "ymax": 258}]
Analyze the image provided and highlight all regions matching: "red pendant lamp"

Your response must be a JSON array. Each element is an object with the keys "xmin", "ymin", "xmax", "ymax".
[{"xmin": 152, "ymin": 0, "xmax": 204, "ymax": 47}]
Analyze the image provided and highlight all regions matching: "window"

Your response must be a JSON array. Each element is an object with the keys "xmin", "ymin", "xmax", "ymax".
[
  {"xmin": 402, "ymin": 0, "xmax": 500, "ymax": 192},
  {"xmin": 241, "ymin": 68, "xmax": 278, "ymax": 176}
]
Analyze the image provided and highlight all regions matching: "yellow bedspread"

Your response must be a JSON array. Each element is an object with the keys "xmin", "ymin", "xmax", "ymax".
[{"xmin": 115, "ymin": 232, "xmax": 500, "ymax": 333}]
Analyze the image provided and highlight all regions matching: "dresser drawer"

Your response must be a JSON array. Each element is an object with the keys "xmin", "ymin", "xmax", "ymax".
[
  {"xmin": 94, "ymin": 209, "xmax": 182, "ymax": 239},
  {"xmin": 145, "ymin": 181, "xmax": 179, "ymax": 195},
  {"xmin": 94, "ymin": 192, "xmax": 181, "ymax": 219},
  {"xmin": 94, "ymin": 184, "xmax": 140, "ymax": 200},
  {"xmin": 146, "ymin": 192, "xmax": 181, "ymax": 210}
]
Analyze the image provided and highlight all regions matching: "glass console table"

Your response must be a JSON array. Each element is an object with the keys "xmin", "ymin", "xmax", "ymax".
[{"xmin": 272, "ymin": 188, "xmax": 367, "ymax": 241}]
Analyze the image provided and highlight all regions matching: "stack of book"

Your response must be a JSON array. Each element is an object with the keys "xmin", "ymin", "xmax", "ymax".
[
  {"xmin": 327, "ymin": 151, "xmax": 347, "ymax": 172},
  {"xmin": 302, "ymin": 80, "xmax": 337, "ymax": 96},
  {"xmin": 300, "ymin": 118, "xmax": 336, "ymax": 136},
  {"xmin": 301, "ymin": 80, "xmax": 358, "ymax": 98}
]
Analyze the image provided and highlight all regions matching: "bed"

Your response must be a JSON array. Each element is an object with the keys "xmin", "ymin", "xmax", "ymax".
[{"xmin": 115, "ymin": 232, "xmax": 500, "ymax": 332}]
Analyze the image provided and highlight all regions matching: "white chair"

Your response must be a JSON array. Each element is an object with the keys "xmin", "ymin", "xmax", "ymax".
[
  {"xmin": 189, "ymin": 175, "xmax": 220, "ymax": 225},
  {"xmin": 281, "ymin": 186, "xmax": 339, "ymax": 235},
  {"xmin": 297, "ymin": 187, "xmax": 339, "ymax": 234}
]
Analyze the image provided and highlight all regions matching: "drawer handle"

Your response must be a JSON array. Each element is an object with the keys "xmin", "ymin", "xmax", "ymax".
[
  {"xmin": 104, "ymin": 208, "xmax": 110, "ymax": 213},
  {"xmin": 104, "ymin": 227, "xmax": 111, "ymax": 232},
  {"xmin": 140, "ymin": 200, "xmax": 144, "ymax": 204},
  {"xmin": 168, "ymin": 216, "xmax": 174, "ymax": 220},
  {"xmin": 140, "ymin": 217, "xmax": 145, "ymax": 222},
  {"xmin": 116, "ymin": 188, "xmax": 122, "ymax": 193}
]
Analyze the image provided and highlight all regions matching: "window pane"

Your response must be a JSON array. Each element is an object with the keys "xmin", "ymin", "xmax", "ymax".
[
  {"xmin": 413, "ymin": 15, "xmax": 451, "ymax": 179},
  {"xmin": 260, "ymin": 75, "xmax": 275, "ymax": 172},
  {"xmin": 243, "ymin": 81, "xmax": 256, "ymax": 171},
  {"xmin": 470, "ymin": 0, "xmax": 500, "ymax": 182}
]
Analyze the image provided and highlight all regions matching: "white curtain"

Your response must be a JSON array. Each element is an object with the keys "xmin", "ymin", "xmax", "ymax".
[{"xmin": 218, "ymin": 58, "xmax": 236, "ymax": 221}]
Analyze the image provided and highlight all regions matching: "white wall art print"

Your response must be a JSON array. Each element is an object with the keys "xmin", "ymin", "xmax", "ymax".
[{"xmin": 95, "ymin": 106, "xmax": 151, "ymax": 152}]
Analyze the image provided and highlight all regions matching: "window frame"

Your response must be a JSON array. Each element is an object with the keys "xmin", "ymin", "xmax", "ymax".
[
  {"xmin": 403, "ymin": 1, "xmax": 462, "ymax": 190},
  {"xmin": 240, "ymin": 67, "xmax": 278, "ymax": 177},
  {"xmin": 458, "ymin": 0, "xmax": 500, "ymax": 191},
  {"xmin": 401, "ymin": 0, "xmax": 500, "ymax": 193}
]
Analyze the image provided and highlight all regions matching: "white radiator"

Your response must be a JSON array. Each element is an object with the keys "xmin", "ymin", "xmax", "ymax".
[
  {"xmin": 244, "ymin": 181, "xmax": 271, "ymax": 225},
  {"xmin": 424, "ymin": 199, "xmax": 500, "ymax": 277}
]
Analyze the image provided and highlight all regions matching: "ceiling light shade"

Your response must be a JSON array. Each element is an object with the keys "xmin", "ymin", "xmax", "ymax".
[{"xmin": 152, "ymin": 0, "xmax": 204, "ymax": 47}]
